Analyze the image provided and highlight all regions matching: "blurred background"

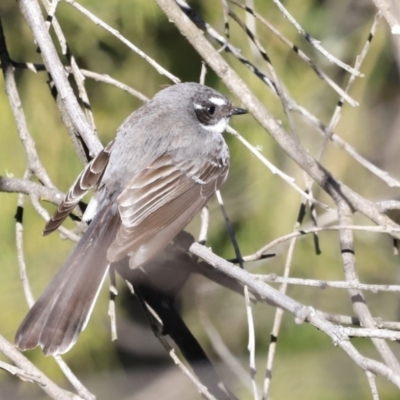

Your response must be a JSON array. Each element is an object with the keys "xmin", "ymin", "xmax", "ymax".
[{"xmin": 1, "ymin": 0, "xmax": 400, "ymax": 399}]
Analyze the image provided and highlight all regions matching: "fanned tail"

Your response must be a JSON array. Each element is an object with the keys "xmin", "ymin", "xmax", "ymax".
[{"xmin": 15, "ymin": 202, "xmax": 120, "ymax": 355}]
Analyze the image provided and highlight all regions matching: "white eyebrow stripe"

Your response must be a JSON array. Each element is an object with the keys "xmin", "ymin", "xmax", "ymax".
[{"xmin": 209, "ymin": 97, "xmax": 227, "ymax": 106}]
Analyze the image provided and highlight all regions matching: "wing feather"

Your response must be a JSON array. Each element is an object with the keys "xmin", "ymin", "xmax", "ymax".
[
  {"xmin": 43, "ymin": 141, "xmax": 114, "ymax": 235},
  {"xmin": 107, "ymin": 153, "xmax": 228, "ymax": 266}
]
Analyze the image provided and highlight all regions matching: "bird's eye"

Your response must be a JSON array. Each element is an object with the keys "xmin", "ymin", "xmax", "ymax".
[{"xmin": 207, "ymin": 106, "xmax": 216, "ymax": 115}]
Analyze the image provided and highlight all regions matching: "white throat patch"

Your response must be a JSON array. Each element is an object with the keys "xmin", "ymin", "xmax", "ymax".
[{"xmin": 200, "ymin": 117, "xmax": 229, "ymax": 134}]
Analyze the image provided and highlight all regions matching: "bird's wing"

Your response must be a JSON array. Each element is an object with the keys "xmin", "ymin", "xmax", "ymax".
[
  {"xmin": 43, "ymin": 140, "xmax": 115, "ymax": 235},
  {"xmin": 107, "ymin": 152, "xmax": 229, "ymax": 267}
]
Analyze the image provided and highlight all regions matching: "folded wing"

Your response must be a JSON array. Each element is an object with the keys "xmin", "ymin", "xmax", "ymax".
[{"xmin": 107, "ymin": 153, "xmax": 229, "ymax": 267}]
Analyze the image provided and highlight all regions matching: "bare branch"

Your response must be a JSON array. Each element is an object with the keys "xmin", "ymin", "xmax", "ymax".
[
  {"xmin": 64, "ymin": 0, "xmax": 180, "ymax": 84},
  {"xmin": 0, "ymin": 334, "xmax": 83, "ymax": 400},
  {"xmin": 17, "ymin": 0, "xmax": 102, "ymax": 156},
  {"xmin": 262, "ymin": 235, "xmax": 296, "ymax": 399},
  {"xmin": 228, "ymin": 0, "xmax": 358, "ymax": 107},
  {"xmin": 257, "ymin": 274, "xmax": 400, "ymax": 293},
  {"xmin": 189, "ymin": 242, "xmax": 400, "ymax": 388},
  {"xmin": 269, "ymin": 0, "xmax": 363, "ymax": 76},
  {"xmin": 372, "ymin": 0, "xmax": 400, "ymax": 33},
  {"xmin": 336, "ymin": 200, "xmax": 400, "ymax": 374},
  {"xmin": 0, "ymin": 19, "xmax": 55, "ymax": 188},
  {"xmin": 154, "ymin": 0, "xmax": 400, "ymax": 241}
]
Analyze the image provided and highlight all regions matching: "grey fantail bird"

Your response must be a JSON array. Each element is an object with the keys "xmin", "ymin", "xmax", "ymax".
[{"xmin": 15, "ymin": 82, "xmax": 247, "ymax": 355}]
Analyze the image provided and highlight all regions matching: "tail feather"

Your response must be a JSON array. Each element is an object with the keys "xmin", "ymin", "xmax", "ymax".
[{"xmin": 15, "ymin": 203, "xmax": 121, "ymax": 355}]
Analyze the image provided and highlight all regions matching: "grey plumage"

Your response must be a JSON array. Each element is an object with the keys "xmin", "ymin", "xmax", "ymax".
[{"xmin": 15, "ymin": 82, "xmax": 247, "ymax": 355}]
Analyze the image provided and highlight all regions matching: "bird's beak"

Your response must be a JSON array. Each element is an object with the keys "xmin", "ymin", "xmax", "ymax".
[{"xmin": 231, "ymin": 107, "xmax": 248, "ymax": 116}]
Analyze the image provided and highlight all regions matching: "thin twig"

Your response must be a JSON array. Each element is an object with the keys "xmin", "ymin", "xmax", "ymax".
[
  {"xmin": 228, "ymin": 0, "xmax": 358, "ymax": 107},
  {"xmin": 270, "ymin": 0, "xmax": 363, "ymax": 76},
  {"xmin": 244, "ymin": 284, "xmax": 258, "ymax": 400},
  {"xmin": 134, "ymin": 288, "xmax": 220, "ymax": 400},
  {"xmin": 228, "ymin": 8, "xmax": 300, "ymax": 145},
  {"xmin": 77, "ymin": 69, "xmax": 149, "ymax": 102},
  {"xmin": 175, "ymin": 0, "xmax": 275, "ymax": 92},
  {"xmin": 215, "ymin": 190, "xmax": 258, "ymax": 399},
  {"xmin": 256, "ymin": 274, "xmax": 400, "ymax": 293},
  {"xmin": 226, "ymin": 126, "xmax": 330, "ymax": 211},
  {"xmin": 366, "ymin": 370, "xmax": 380, "ymax": 400},
  {"xmin": 262, "ymin": 236, "xmax": 296, "ymax": 399},
  {"xmin": 18, "ymin": 0, "xmax": 102, "ymax": 156},
  {"xmin": 339, "ymin": 327, "xmax": 400, "ymax": 341},
  {"xmin": 188, "ymin": 242, "xmax": 400, "ymax": 388},
  {"xmin": 15, "ymin": 171, "xmax": 35, "ymax": 308},
  {"xmin": 336, "ymin": 200, "xmax": 400, "ymax": 374},
  {"xmin": 0, "ymin": 20, "xmax": 55, "ymax": 188},
  {"xmin": 7, "ymin": 60, "xmax": 150, "ymax": 102},
  {"xmin": 371, "ymin": 0, "xmax": 400, "ymax": 34},
  {"xmin": 244, "ymin": 224, "xmax": 400, "ymax": 262},
  {"xmin": 0, "ymin": 335, "xmax": 82, "ymax": 400},
  {"xmin": 41, "ymin": 0, "xmax": 97, "ymax": 133},
  {"xmin": 319, "ymin": 13, "xmax": 382, "ymax": 157},
  {"xmin": 321, "ymin": 312, "xmax": 400, "ymax": 331},
  {"xmin": 53, "ymin": 356, "xmax": 95, "ymax": 400},
  {"xmin": 64, "ymin": 0, "xmax": 180, "ymax": 84},
  {"xmin": 199, "ymin": 307, "xmax": 252, "ymax": 392}
]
